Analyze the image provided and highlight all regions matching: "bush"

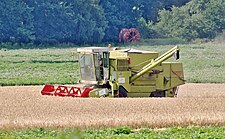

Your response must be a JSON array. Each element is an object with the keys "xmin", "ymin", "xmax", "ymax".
[{"xmin": 214, "ymin": 30, "xmax": 225, "ymax": 44}]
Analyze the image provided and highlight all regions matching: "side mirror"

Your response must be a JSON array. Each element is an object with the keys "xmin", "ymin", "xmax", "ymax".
[{"xmin": 175, "ymin": 50, "xmax": 180, "ymax": 60}]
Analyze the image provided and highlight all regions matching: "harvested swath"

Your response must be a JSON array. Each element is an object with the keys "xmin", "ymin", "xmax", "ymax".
[{"xmin": 0, "ymin": 84, "xmax": 225, "ymax": 130}]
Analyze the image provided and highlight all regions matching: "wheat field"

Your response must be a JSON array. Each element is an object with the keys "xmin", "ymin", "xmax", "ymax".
[{"xmin": 0, "ymin": 83, "xmax": 225, "ymax": 130}]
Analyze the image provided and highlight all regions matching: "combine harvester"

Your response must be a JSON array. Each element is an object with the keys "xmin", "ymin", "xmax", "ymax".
[{"xmin": 41, "ymin": 46, "xmax": 185, "ymax": 97}]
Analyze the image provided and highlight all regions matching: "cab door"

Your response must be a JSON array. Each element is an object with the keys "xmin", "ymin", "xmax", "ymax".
[{"xmin": 103, "ymin": 52, "xmax": 110, "ymax": 81}]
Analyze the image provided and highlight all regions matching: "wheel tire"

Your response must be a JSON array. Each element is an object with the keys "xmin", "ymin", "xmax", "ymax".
[
  {"xmin": 150, "ymin": 90, "xmax": 166, "ymax": 97},
  {"xmin": 118, "ymin": 86, "xmax": 128, "ymax": 97},
  {"xmin": 172, "ymin": 87, "xmax": 178, "ymax": 97}
]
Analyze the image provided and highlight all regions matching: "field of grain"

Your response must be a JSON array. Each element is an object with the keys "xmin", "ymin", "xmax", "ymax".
[{"xmin": 0, "ymin": 83, "xmax": 225, "ymax": 130}]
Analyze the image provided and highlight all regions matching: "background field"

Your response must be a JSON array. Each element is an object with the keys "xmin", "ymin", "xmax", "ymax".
[
  {"xmin": 1, "ymin": 42, "xmax": 225, "ymax": 138},
  {"xmin": 1, "ymin": 42, "xmax": 225, "ymax": 86}
]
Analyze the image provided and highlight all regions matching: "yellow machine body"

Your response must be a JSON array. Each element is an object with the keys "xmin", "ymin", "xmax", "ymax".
[{"xmin": 77, "ymin": 46, "xmax": 185, "ymax": 97}]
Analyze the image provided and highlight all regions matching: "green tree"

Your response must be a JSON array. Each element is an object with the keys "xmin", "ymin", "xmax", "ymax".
[
  {"xmin": 27, "ymin": 0, "xmax": 107, "ymax": 44},
  {"xmin": 155, "ymin": 0, "xmax": 225, "ymax": 40},
  {"xmin": 0, "ymin": 0, "xmax": 34, "ymax": 43},
  {"xmin": 100, "ymin": 0, "xmax": 191, "ymax": 42},
  {"xmin": 0, "ymin": 0, "xmax": 193, "ymax": 44},
  {"xmin": 163, "ymin": 0, "xmax": 190, "ymax": 9},
  {"xmin": 100, "ymin": 0, "xmax": 139, "ymax": 42},
  {"xmin": 137, "ymin": 17, "xmax": 157, "ymax": 39},
  {"xmin": 202, "ymin": 0, "xmax": 225, "ymax": 38}
]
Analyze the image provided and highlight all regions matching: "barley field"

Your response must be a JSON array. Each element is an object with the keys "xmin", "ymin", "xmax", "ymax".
[{"xmin": 0, "ymin": 83, "xmax": 225, "ymax": 130}]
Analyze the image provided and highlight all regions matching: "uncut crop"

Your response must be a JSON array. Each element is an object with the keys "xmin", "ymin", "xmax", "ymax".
[{"xmin": 0, "ymin": 84, "xmax": 225, "ymax": 130}]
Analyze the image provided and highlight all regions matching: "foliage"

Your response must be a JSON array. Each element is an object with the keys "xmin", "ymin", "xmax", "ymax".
[
  {"xmin": 27, "ymin": 0, "xmax": 107, "ymax": 44},
  {"xmin": 0, "ymin": 0, "xmax": 193, "ymax": 45},
  {"xmin": 214, "ymin": 30, "xmax": 225, "ymax": 44},
  {"xmin": 99, "ymin": 0, "xmax": 139, "ymax": 42},
  {"xmin": 99, "ymin": 0, "xmax": 191, "ymax": 42},
  {"xmin": 137, "ymin": 18, "xmax": 158, "ymax": 39},
  {"xmin": 155, "ymin": 0, "xmax": 225, "ymax": 41},
  {"xmin": 0, "ymin": 0, "xmax": 224, "ymax": 46},
  {"xmin": 0, "ymin": 0, "xmax": 34, "ymax": 43},
  {"xmin": 0, "ymin": 126, "xmax": 224, "ymax": 139}
]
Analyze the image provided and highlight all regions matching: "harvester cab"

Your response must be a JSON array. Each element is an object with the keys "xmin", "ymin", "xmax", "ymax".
[
  {"xmin": 41, "ymin": 46, "xmax": 185, "ymax": 98},
  {"xmin": 77, "ymin": 47, "xmax": 111, "ymax": 85}
]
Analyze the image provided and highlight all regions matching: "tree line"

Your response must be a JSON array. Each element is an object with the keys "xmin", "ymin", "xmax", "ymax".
[{"xmin": 0, "ymin": 0, "xmax": 224, "ymax": 44}]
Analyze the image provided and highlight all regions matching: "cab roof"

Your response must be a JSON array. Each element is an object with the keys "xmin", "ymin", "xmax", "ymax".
[
  {"xmin": 114, "ymin": 48, "xmax": 157, "ymax": 54},
  {"xmin": 77, "ymin": 47, "xmax": 157, "ymax": 54},
  {"xmin": 77, "ymin": 47, "xmax": 110, "ymax": 53}
]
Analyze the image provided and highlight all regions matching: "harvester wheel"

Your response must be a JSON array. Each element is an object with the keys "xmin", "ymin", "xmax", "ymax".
[
  {"xmin": 171, "ymin": 87, "xmax": 178, "ymax": 97},
  {"xmin": 125, "ymin": 28, "xmax": 141, "ymax": 43},
  {"xmin": 118, "ymin": 86, "xmax": 128, "ymax": 97},
  {"xmin": 150, "ymin": 90, "xmax": 166, "ymax": 97},
  {"xmin": 119, "ymin": 28, "xmax": 129, "ymax": 43},
  {"xmin": 119, "ymin": 28, "xmax": 141, "ymax": 43}
]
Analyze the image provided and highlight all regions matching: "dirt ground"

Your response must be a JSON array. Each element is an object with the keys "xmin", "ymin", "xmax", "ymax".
[{"xmin": 0, "ymin": 83, "xmax": 225, "ymax": 130}]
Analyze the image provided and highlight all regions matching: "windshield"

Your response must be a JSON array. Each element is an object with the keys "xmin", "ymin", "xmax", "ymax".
[{"xmin": 79, "ymin": 54, "xmax": 96, "ymax": 81}]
